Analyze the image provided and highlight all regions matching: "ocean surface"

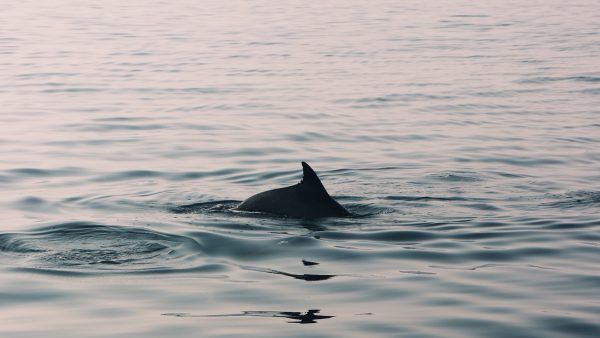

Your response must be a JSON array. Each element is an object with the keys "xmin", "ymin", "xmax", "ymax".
[{"xmin": 1, "ymin": 0, "xmax": 599, "ymax": 337}]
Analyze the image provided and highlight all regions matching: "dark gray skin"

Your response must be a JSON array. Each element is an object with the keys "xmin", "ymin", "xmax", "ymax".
[{"xmin": 237, "ymin": 162, "xmax": 350, "ymax": 218}]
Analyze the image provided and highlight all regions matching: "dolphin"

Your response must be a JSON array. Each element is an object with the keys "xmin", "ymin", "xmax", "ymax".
[{"xmin": 237, "ymin": 162, "xmax": 349, "ymax": 218}]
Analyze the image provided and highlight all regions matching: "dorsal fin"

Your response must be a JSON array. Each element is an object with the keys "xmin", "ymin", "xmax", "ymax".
[{"xmin": 301, "ymin": 162, "xmax": 327, "ymax": 192}]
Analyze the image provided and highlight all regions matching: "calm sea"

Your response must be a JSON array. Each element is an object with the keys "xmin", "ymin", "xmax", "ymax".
[{"xmin": 1, "ymin": 0, "xmax": 599, "ymax": 337}]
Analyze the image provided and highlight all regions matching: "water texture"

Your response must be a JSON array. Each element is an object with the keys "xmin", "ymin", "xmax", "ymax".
[{"xmin": 1, "ymin": 0, "xmax": 599, "ymax": 337}]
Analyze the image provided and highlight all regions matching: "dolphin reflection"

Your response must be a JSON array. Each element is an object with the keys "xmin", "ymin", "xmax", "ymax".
[{"xmin": 163, "ymin": 309, "xmax": 334, "ymax": 324}]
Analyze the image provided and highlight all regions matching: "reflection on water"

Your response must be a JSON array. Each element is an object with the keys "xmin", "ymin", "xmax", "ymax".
[
  {"xmin": 1, "ymin": 0, "xmax": 600, "ymax": 337},
  {"xmin": 164, "ymin": 309, "xmax": 335, "ymax": 324},
  {"xmin": 239, "ymin": 264, "xmax": 336, "ymax": 282}
]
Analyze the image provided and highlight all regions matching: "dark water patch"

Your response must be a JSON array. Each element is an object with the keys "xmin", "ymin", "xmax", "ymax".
[
  {"xmin": 450, "ymin": 14, "xmax": 489, "ymax": 18},
  {"xmin": 421, "ymin": 103, "xmax": 517, "ymax": 113},
  {"xmin": 425, "ymin": 297, "xmax": 469, "ymax": 307},
  {"xmin": 0, "ymin": 288, "xmax": 69, "ymax": 304},
  {"xmin": 285, "ymin": 131, "xmax": 335, "ymax": 142},
  {"xmin": 121, "ymin": 86, "xmax": 241, "ymax": 94},
  {"xmin": 352, "ymin": 322, "xmax": 411, "ymax": 335},
  {"xmin": 46, "ymin": 138, "xmax": 139, "ymax": 147},
  {"xmin": 173, "ymin": 122, "xmax": 218, "ymax": 131},
  {"xmin": 448, "ymin": 229, "xmax": 538, "ymax": 241},
  {"xmin": 385, "ymin": 195, "xmax": 471, "ymax": 202},
  {"xmin": 166, "ymin": 148, "xmax": 293, "ymax": 163},
  {"xmin": 469, "ymin": 89, "xmax": 540, "ymax": 98},
  {"xmin": 41, "ymin": 87, "xmax": 103, "ymax": 93},
  {"xmin": 252, "ymin": 168, "xmax": 299, "ymax": 182},
  {"xmin": 455, "ymin": 156, "xmax": 565, "ymax": 166},
  {"xmin": 489, "ymin": 171, "xmax": 533, "ymax": 178},
  {"xmin": 15, "ymin": 81, "xmax": 70, "ymax": 88},
  {"xmin": 563, "ymin": 274, "xmax": 600, "ymax": 289},
  {"xmin": 553, "ymin": 136, "xmax": 599, "ymax": 144},
  {"xmin": 527, "ymin": 264, "xmax": 556, "ymax": 270},
  {"xmin": 542, "ymin": 191, "xmax": 600, "ymax": 209},
  {"xmin": 377, "ymin": 246, "xmax": 562, "ymax": 263},
  {"xmin": 329, "ymin": 165, "xmax": 419, "ymax": 175},
  {"xmin": 17, "ymin": 72, "xmax": 78, "ymax": 78},
  {"xmin": 542, "ymin": 219, "xmax": 600, "ymax": 230},
  {"xmin": 379, "ymin": 249, "xmax": 461, "ymax": 262},
  {"xmin": 459, "ymin": 203, "xmax": 502, "ymax": 211},
  {"xmin": 215, "ymin": 147, "xmax": 292, "ymax": 159},
  {"xmin": 7, "ymin": 167, "xmax": 85, "ymax": 178},
  {"xmin": 463, "ymin": 248, "xmax": 559, "ymax": 261},
  {"xmin": 519, "ymin": 75, "xmax": 600, "ymax": 84},
  {"xmin": 92, "ymin": 170, "xmax": 165, "ymax": 182},
  {"xmin": 161, "ymin": 168, "xmax": 242, "ymax": 181},
  {"xmin": 574, "ymin": 88, "xmax": 600, "ymax": 95},
  {"xmin": 168, "ymin": 103, "xmax": 276, "ymax": 112},
  {"xmin": 92, "ymin": 117, "xmax": 152, "ymax": 122},
  {"xmin": 66, "ymin": 123, "xmax": 167, "ymax": 132},
  {"xmin": 0, "ymin": 222, "xmax": 204, "ymax": 272},
  {"xmin": 9, "ymin": 267, "xmax": 102, "ymax": 277},
  {"xmin": 11, "ymin": 263, "xmax": 231, "ymax": 278},
  {"xmin": 509, "ymin": 217, "xmax": 600, "ymax": 230},
  {"xmin": 430, "ymin": 263, "xmax": 502, "ymax": 271},
  {"xmin": 399, "ymin": 270, "xmax": 436, "ymax": 275},
  {"xmin": 61, "ymin": 194, "xmax": 153, "ymax": 212},
  {"xmin": 534, "ymin": 315, "xmax": 600, "ymax": 337},
  {"xmin": 164, "ymin": 309, "xmax": 334, "ymax": 324},
  {"xmin": 339, "ymin": 93, "xmax": 454, "ymax": 109},
  {"xmin": 429, "ymin": 317, "xmax": 535, "ymax": 338},
  {"xmin": 318, "ymin": 230, "xmax": 437, "ymax": 242},
  {"xmin": 403, "ymin": 219, "xmax": 473, "ymax": 229},
  {"xmin": 351, "ymin": 93, "xmax": 454, "ymax": 103},
  {"xmin": 12, "ymin": 196, "xmax": 60, "ymax": 213}
]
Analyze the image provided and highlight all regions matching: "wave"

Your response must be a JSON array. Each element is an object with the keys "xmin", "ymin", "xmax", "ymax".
[{"xmin": 0, "ymin": 221, "xmax": 204, "ymax": 273}]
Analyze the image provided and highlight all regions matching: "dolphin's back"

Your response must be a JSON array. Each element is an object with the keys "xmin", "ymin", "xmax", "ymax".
[
  {"xmin": 237, "ymin": 162, "xmax": 349, "ymax": 218},
  {"xmin": 238, "ymin": 185, "xmax": 302, "ymax": 216}
]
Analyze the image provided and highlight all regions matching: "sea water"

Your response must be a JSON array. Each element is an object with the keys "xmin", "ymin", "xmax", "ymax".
[{"xmin": 1, "ymin": 0, "xmax": 599, "ymax": 337}]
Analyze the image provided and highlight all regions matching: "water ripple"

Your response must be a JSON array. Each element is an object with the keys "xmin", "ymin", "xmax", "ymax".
[{"xmin": 0, "ymin": 222, "xmax": 204, "ymax": 273}]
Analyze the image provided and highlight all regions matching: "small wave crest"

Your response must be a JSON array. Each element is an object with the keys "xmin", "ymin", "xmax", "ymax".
[{"xmin": 170, "ymin": 200, "xmax": 241, "ymax": 214}]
